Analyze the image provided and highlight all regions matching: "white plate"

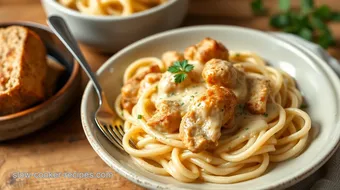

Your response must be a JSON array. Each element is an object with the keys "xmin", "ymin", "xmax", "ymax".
[{"xmin": 81, "ymin": 26, "xmax": 340, "ymax": 190}]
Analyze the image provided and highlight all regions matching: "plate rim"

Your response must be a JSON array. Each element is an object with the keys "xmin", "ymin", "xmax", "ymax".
[{"xmin": 81, "ymin": 25, "xmax": 340, "ymax": 190}]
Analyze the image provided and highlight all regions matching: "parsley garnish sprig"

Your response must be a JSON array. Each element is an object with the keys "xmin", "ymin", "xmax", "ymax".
[
  {"xmin": 251, "ymin": 0, "xmax": 340, "ymax": 49},
  {"xmin": 167, "ymin": 60, "xmax": 194, "ymax": 84}
]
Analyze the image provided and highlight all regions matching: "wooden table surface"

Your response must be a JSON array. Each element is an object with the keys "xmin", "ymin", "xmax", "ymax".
[{"xmin": 0, "ymin": 0, "xmax": 339, "ymax": 189}]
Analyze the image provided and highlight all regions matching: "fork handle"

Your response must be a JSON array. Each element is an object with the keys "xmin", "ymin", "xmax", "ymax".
[{"xmin": 48, "ymin": 16, "xmax": 103, "ymax": 103}]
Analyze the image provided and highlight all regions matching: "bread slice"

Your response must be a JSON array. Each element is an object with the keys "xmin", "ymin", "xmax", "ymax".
[
  {"xmin": 0, "ymin": 26, "xmax": 47, "ymax": 116},
  {"xmin": 45, "ymin": 57, "xmax": 66, "ymax": 98}
]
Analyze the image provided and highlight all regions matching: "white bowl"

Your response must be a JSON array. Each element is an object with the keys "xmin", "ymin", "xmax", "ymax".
[
  {"xmin": 81, "ymin": 26, "xmax": 340, "ymax": 189},
  {"xmin": 41, "ymin": 0, "xmax": 188, "ymax": 53}
]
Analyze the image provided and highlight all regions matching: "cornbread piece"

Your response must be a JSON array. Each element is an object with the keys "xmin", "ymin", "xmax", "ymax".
[{"xmin": 0, "ymin": 26, "xmax": 47, "ymax": 116}]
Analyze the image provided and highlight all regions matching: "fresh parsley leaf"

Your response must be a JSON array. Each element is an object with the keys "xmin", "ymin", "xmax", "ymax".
[
  {"xmin": 184, "ymin": 64, "xmax": 194, "ymax": 73},
  {"xmin": 318, "ymin": 29, "xmax": 335, "ymax": 48},
  {"xmin": 297, "ymin": 14, "xmax": 312, "ymax": 29},
  {"xmin": 137, "ymin": 115, "xmax": 143, "ymax": 119},
  {"xmin": 299, "ymin": 27, "xmax": 313, "ymax": 41},
  {"xmin": 173, "ymin": 61, "xmax": 181, "ymax": 68},
  {"xmin": 252, "ymin": 0, "xmax": 339, "ymax": 49},
  {"xmin": 279, "ymin": 0, "xmax": 290, "ymax": 12},
  {"xmin": 181, "ymin": 60, "xmax": 189, "ymax": 67},
  {"xmin": 167, "ymin": 65, "xmax": 181, "ymax": 73},
  {"xmin": 310, "ymin": 16, "xmax": 328, "ymax": 30},
  {"xmin": 263, "ymin": 113, "xmax": 269, "ymax": 117},
  {"xmin": 283, "ymin": 25, "xmax": 300, "ymax": 33},
  {"xmin": 309, "ymin": 16, "xmax": 335, "ymax": 48},
  {"xmin": 331, "ymin": 12, "xmax": 340, "ymax": 21},
  {"xmin": 301, "ymin": 0, "xmax": 314, "ymax": 14},
  {"xmin": 174, "ymin": 73, "xmax": 187, "ymax": 84},
  {"xmin": 167, "ymin": 60, "xmax": 194, "ymax": 84},
  {"xmin": 270, "ymin": 13, "xmax": 290, "ymax": 28},
  {"xmin": 313, "ymin": 5, "xmax": 332, "ymax": 21},
  {"xmin": 251, "ymin": 0, "xmax": 267, "ymax": 15}
]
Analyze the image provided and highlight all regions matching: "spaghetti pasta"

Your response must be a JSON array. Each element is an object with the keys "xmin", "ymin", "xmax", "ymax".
[
  {"xmin": 57, "ymin": 0, "xmax": 168, "ymax": 16},
  {"xmin": 114, "ymin": 38, "xmax": 311, "ymax": 183}
]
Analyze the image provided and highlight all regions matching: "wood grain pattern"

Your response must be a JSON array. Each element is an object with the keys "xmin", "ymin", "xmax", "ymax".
[{"xmin": 0, "ymin": 0, "xmax": 339, "ymax": 189}]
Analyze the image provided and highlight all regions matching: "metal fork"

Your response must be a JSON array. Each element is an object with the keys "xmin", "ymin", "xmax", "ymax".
[{"xmin": 48, "ymin": 16, "xmax": 125, "ymax": 151}]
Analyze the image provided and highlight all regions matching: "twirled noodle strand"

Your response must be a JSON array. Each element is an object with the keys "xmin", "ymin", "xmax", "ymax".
[{"xmin": 115, "ymin": 52, "xmax": 312, "ymax": 183}]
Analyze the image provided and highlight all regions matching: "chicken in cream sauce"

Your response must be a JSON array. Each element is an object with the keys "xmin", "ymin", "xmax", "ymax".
[{"xmin": 121, "ymin": 38, "xmax": 272, "ymax": 152}]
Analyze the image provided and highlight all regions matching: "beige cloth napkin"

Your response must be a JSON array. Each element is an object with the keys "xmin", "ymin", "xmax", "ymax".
[{"xmin": 274, "ymin": 33, "xmax": 340, "ymax": 190}]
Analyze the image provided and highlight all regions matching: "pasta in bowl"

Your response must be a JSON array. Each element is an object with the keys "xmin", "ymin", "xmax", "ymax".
[
  {"xmin": 41, "ymin": 0, "xmax": 188, "ymax": 52},
  {"xmin": 81, "ymin": 26, "xmax": 340, "ymax": 189},
  {"xmin": 115, "ymin": 38, "xmax": 311, "ymax": 183},
  {"xmin": 57, "ymin": 0, "xmax": 168, "ymax": 16}
]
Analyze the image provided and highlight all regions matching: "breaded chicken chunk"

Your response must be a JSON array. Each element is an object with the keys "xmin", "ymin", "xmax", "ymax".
[
  {"xmin": 202, "ymin": 59, "xmax": 239, "ymax": 87},
  {"xmin": 179, "ymin": 85, "xmax": 237, "ymax": 153},
  {"xmin": 138, "ymin": 73, "xmax": 162, "ymax": 97},
  {"xmin": 246, "ymin": 75, "xmax": 271, "ymax": 114},
  {"xmin": 157, "ymin": 71, "xmax": 193, "ymax": 94},
  {"xmin": 162, "ymin": 51, "xmax": 184, "ymax": 69},
  {"xmin": 184, "ymin": 38, "xmax": 229, "ymax": 63},
  {"xmin": 121, "ymin": 65, "xmax": 160, "ymax": 112},
  {"xmin": 147, "ymin": 100, "xmax": 182, "ymax": 133}
]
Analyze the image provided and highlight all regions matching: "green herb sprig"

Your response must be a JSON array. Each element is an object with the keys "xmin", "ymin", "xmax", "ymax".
[
  {"xmin": 167, "ymin": 60, "xmax": 194, "ymax": 84},
  {"xmin": 251, "ymin": 0, "xmax": 340, "ymax": 48}
]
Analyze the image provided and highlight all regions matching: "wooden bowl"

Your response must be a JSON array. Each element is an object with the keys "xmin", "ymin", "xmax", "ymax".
[{"xmin": 0, "ymin": 22, "xmax": 81, "ymax": 141}]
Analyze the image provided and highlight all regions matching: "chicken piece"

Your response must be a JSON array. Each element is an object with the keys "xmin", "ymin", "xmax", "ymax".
[
  {"xmin": 184, "ymin": 38, "xmax": 229, "ymax": 63},
  {"xmin": 158, "ymin": 71, "xmax": 193, "ymax": 95},
  {"xmin": 162, "ymin": 51, "xmax": 184, "ymax": 69},
  {"xmin": 133, "ymin": 64, "xmax": 161, "ymax": 81},
  {"xmin": 121, "ymin": 80, "xmax": 139, "ymax": 112},
  {"xmin": 147, "ymin": 100, "xmax": 181, "ymax": 133},
  {"xmin": 202, "ymin": 59, "xmax": 249, "ymax": 103},
  {"xmin": 186, "ymin": 60, "xmax": 205, "ymax": 83},
  {"xmin": 180, "ymin": 85, "xmax": 237, "ymax": 153},
  {"xmin": 121, "ymin": 65, "xmax": 160, "ymax": 112},
  {"xmin": 202, "ymin": 59, "xmax": 239, "ymax": 87},
  {"xmin": 138, "ymin": 73, "xmax": 162, "ymax": 97},
  {"xmin": 246, "ymin": 75, "xmax": 271, "ymax": 114}
]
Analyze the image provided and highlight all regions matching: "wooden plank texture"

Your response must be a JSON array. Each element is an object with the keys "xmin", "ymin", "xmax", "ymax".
[{"xmin": 0, "ymin": 0, "xmax": 339, "ymax": 189}]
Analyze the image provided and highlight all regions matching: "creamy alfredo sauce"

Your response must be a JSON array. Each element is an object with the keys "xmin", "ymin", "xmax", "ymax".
[{"xmin": 154, "ymin": 60, "xmax": 269, "ymax": 135}]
